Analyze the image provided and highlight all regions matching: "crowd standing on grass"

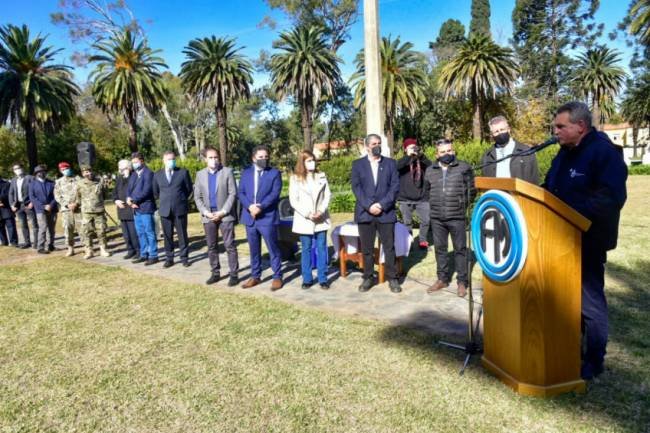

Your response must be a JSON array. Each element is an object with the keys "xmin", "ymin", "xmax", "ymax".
[{"xmin": 0, "ymin": 102, "xmax": 627, "ymax": 381}]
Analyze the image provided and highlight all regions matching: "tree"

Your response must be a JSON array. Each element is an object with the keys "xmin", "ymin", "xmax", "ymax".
[
  {"xmin": 351, "ymin": 36, "xmax": 427, "ymax": 152},
  {"xmin": 270, "ymin": 25, "xmax": 341, "ymax": 151},
  {"xmin": 180, "ymin": 36, "xmax": 253, "ymax": 165},
  {"xmin": 429, "ymin": 19, "xmax": 466, "ymax": 62},
  {"xmin": 0, "ymin": 24, "xmax": 80, "ymax": 171},
  {"xmin": 629, "ymin": 0, "xmax": 650, "ymax": 45},
  {"xmin": 470, "ymin": 0, "xmax": 491, "ymax": 38},
  {"xmin": 438, "ymin": 35, "xmax": 519, "ymax": 140},
  {"xmin": 89, "ymin": 29, "xmax": 168, "ymax": 153},
  {"xmin": 573, "ymin": 47, "xmax": 626, "ymax": 129},
  {"xmin": 621, "ymin": 72, "xmax": 650, "ymax": 157}
]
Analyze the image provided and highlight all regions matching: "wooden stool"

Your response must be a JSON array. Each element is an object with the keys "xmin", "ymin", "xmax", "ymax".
[{"xmin": 338, "ymin": 235, "xmax": 403, "ymax": 283}]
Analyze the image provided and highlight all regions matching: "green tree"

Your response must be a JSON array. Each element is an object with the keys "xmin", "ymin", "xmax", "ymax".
[
  {"xmin": 430, "ymin": 19, "xmax": 466, "ymax": 62},
  {"xmin": 0, "ymin": 24, "xmax": 79, "ymax": 171},
  {"xmin": 470, "ymin": 0, "xmax": 491, "ymax": 38},
  {"xmin": 438, "ymin": 35, "xmax": 519, "ymax": 140},
  {"xmin": 629, "ymin": 0, "xmax": 650, "ymax": 45},
  {"xmin": 621, "ymin": 72, "xmax": 650, "ymax": 157},
  {"xmin": 180, "ymin": 36, "xmax": 253, "ymax": 165},
  {"xmin": 270, "ymin": 25, "xmax": 341, "ymax": 151},
  {"xmin": 351, "ymin": 36, "xmax": 427, "ymax": 152},
  {"xmin": 573, "ymin": 47, "xmax": 626, "ymax": 129},
  {"xmin": 89, "ymin": 29, "xmax": 168, "ymax": 153}
]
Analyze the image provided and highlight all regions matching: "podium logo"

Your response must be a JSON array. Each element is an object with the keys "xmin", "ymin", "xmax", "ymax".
[{"xmin": 471, "ymin": 190, "xmax": 528, "ymax": 283}]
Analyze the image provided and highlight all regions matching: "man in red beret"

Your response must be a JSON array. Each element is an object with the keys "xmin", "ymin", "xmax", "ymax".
[{"xmin": 54, "ymin": 161, "xmax": 81, "ymax": 256}]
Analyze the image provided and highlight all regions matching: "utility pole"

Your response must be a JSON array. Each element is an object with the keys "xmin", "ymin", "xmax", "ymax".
[{"xmin": 363, "ymin": 0, "xmax": 384, "ymax": 144}]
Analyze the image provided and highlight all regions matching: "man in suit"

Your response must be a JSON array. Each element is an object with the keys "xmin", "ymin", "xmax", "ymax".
[
  {"xmin": 113, "ymin": 159, "xmax": 140, "ymax": 260},
  {"xmin": 194, "ymin": 146, "xmax": 239, "ymax": 286},
  {"xmin": 28, "ymin": 165, "xmax": 58, "ymax": 254},
  {"xmin": 481, "ymin": 116, "xmax": 540, "ymax": 184},
  {"xmin": 238, "ymin": 145, "xmax": 283, "ymax": 291},
  {"xmin": 8, "ymin": 163, "xmax": 38, "ymax": 249},
  {"xmin": 351, "ymin": 134, "xmax": 402, "ymax": 293},
  {"xmin": 127, "ymin": 152, "xmax": 158, "ymax": 265},
  {"xmin": 152, "ymin": 150, "xmax": 193, "ymax": 268},
  {"xmin": 0, "ymin": 177, "xmax": 18, "ymax": 247}
]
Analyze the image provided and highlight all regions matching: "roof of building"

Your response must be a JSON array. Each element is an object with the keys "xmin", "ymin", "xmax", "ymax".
[{"xmin": 602, "ymin": 122, "xmax": 631, "ymax": 131}]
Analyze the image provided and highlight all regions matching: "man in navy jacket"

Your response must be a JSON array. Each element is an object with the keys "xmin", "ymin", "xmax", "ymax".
[
  {"xmin": 351, "ymin": 134, "xmax": 402, "ymax": 293},
  {"xmin": 127, "ymin": 152, "xmax": 158, "ymax": 265},
  {"xmin": 28, "ymin": 165, "xmax": 58, "ymax": 254},
  {"xmin": 238, "ymin": 145, "xmax": 283, "ymax": 291},
  {"xmin": 545, "ymin": 102, "xmax": 627, "ymax": 381}
]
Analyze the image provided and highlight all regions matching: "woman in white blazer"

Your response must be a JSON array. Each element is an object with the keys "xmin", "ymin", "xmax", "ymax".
[{"xmin": 289, "ymin": 150, "xmax": 332, "ymax": 289}]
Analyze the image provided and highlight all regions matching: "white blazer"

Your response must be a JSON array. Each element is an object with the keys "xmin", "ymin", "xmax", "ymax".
[{"xmin": 289, "ymin": 172, "xmax": 331, "ymax": 235}]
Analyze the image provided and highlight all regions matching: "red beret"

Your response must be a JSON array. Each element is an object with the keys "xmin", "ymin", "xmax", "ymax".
[
  {"xmin": 58, "ymin": 161, "xmax": 71, "ymax": 170},
  {"xmin": 403, "ymin": 138, "xmax": 417, "ymax": 150}
]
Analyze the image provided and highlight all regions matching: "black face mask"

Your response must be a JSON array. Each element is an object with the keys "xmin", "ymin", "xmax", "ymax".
[
  {"xmin": 494, "ymin": 132, "xmax": 510, "ymax": 147},
  {"xmin": 370, "ymin": 146, "xmax": 382, "ymax": 157},
  {"xmin": 36, "ymin": 172, "xmax": 46, "ymax": 179},
  {"xmin": 255, "ymin": 158, "xmax": 268, "ymax": 169},
  {"xmin": 438, "ymin": 154, "xmax": 455, "ymax": 165}
]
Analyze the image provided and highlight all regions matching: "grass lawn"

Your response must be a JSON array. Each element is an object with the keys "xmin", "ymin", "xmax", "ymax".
[{"xmin": 1, "ymin": 176, "xmax": 648, "ymax": 432}]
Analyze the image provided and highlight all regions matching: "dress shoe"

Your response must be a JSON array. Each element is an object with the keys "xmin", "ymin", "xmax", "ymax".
[
  {"xmin": 145, "ymin": 258, "xmax": 159, "ymax": 266},
  {"xmin": 47, "ymin": 245, "xmax": 55, "ymax": 252},
  {"xmin": 457, "ymin": 282, "xmax": 467, "ymax": 298},
  {"xmin": 123, "ymin": 252, "xmax": 136, "ymax": 260},
  {"xmin": 37, "ymin": 249, "xmax": 49, "ymax": 254},
  {"xmin": 301, "ymin": 281, "xmax": 314, "ymax": 290},
  {"xmin": 320, "ymin": 282, "xmax": 330, "ymax": 290},
  {"xmin": 271, "ymin": 279, "xmax": 283, "ymax": 291},
  {"xmin": 12, "ymin": 244, "xmax": 19, "ymax": 248},
  {"xmin": 241, "ymin": 278, "xmax": 261, "ymax": 289},
  {"xmin": 182, "ymin": 261, "xmax": 190, "ymax": 267},
  {"xmin": 132, "ymin": 257, "xmax": 146, "ymax": 264},
  {"xmin": 19, "ymin": 244, "xmax": 30, "ymax": 249},
  {"xmin": 427, "ymin": 280, "xmax": 449, "ymax": 294},
  {"xmin": 418, "ymin": 240, "xmax": 429, "ymax": 249},
  {"xmin": 163, "ymin": 260, "xmax": 174, "ymax": 268},
  {"xmin": 227, "ymin": 276, "xmax": 239, "ymax": 287},
  {"xmin": 206, "ymin": 274, "xmax": 220, "ymax": 285},
  {"xmin": 389, "ymin": 279, "xmax": 402, "ymax": 293},
  {"xmin": 358, "ymin": 278, "xmax": 373, "ymax": 292}
]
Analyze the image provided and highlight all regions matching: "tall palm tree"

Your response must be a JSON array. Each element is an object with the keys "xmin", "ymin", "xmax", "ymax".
[
  {"xmin": 89, "ymin": 29, "xmax": 167, "ymax": 153},
  {"xmin": 350, "ymin": 36, "xmax": 427, "ymax": 153},
  {"xmin": 0, "ymin": 24, "xmax": 79, "ymax": 171},
  {"xmin": 573, "ymin": 47, "xmax": 626, "ymax": 130},
  {"xmin": 629, "ymin": 0, "xmax": 650, "ymax": 45},
  {"xmin": 438, "ymin": 35, "xmax": 518, "ymax": 140},
  {"xmin": 621, "ymin": 74, "xmax": 650, "ymax": 157},
  {"xmin": 180, "ymin": 36, "xmax": 253, "ymax": 165},
  {"xmin": 270, "ymin": 25, "xmax": 341, "ymax": 151}
]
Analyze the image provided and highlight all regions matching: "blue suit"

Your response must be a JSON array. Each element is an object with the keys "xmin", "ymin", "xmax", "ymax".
[
  {"xmin": 28, "ymin": 179, "xmax": 58, "ymax": 214},
  {"xmin": 238, "ymin": 165, "xmax": 283, "ymax": 279},
  {"xmin": 127, "ymin": 166, "xmax": 158, "ymax": 259}
]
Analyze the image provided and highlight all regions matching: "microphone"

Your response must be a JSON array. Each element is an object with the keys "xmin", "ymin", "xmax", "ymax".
[{"xmin": 523, "ymin": 136, "xmax": 559, "ymax": 155}]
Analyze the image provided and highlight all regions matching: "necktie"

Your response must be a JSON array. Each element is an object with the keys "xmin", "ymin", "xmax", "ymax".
[
  {"xmin": 255, "ymin": 170, "xmax": 262, "ymax": 202},
  {"xmin": 166, "ymin": 170, "xmax": 172, "ymax": 183}
]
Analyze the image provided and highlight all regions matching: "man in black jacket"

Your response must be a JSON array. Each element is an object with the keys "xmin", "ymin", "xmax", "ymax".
[
  {"xmin": 481, "ymin": 116, "xmax": 540, "ymax": 185},
  {"xmin": 152, "ymin": 150, "xmax": 193, "ymax": 267},
  {"xmin": 423, "ymin": 139, "xmax": 476, "ymax": 297},
  {"xmin": 397, "ymin": 138, "xmax": 432, "ymax": 249},
  {"xmin": 113, "ymin": 159, "xmax": 140, "ymax": 260},
  {"xmin": 0, "ymin": 177, "xmax": 18, "ymax": 247}
]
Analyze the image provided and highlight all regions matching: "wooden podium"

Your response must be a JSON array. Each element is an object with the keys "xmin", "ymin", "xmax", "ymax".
[{"xmin": 475, "ymin": 177, "xmax": 591, "ymax": 397}]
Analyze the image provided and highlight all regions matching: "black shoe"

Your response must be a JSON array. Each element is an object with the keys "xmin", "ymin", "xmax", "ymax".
[
  {"xmin": 12, "ymin": 244, "xmax": 19, "ymax": 248},
  {"xmin": 123, "ymin": 252, "xmax": 136, "ymax": 260},
  {"xmin": 163, "ymin": 260, "xmax": 174, "ymax": 268},
  {"xmin": 206, "ymin": 274, "xmax": 220, "ymax": 285},
  {"xmin": 145, "ymin": 258, "xmax": 159, "ymax": 266},
  {"xmin": 320, "ymin": 282, "xmax": 330, "ymax": 290},
  {"xmin": 227, "ymin": 276, "xmax": 239, "ymax": 287},
  {"xmin": 132, "ymin": 257, "xmax": 146, "ymax": 264},
  {"xmin": 182, "ymin": 261, "xmax": 190, "ymax": 268},
  {"xmin": 37, "ymin": 249, "xmax": 49, "ymax": 254},
  {"xmin": 389, "ymin": 279, "xmax": 402, "ymax": 293},
  {"xmin": 302, "ymin": 282, "xmax": 314, "ymax": 290},
  {"xmin": 581, "ymin": 362, "xmax": 605, "ymax": 381},
  {"xmin": 19, "ymin": 244, "xmax": 30, "ymax": 249},
  {"xmin": 358, "ymin": 278, "xmax": 373, "ymax": 292},
  {"xmin": 47, "ymin": 245, "xmax": 55, "ymax": 252}
]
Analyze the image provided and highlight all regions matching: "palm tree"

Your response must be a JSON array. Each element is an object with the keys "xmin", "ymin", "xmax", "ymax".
[
  {"xmin": 89, "ymin": 29, "xmax": 167, "ymax": 153},
  {"xmin": 0, "ymin": 24, "xmax": 79, "ymax": 171},
  {"xmin": 573, "ymin": 47, "xmax": 626, "ymax": 130},
  {"xmin": 350, "ymin": 36, "xmax": 427, "ymax": 153},
  {"xmin": 621, "ymin": 74, "xmax": 650, "ymax": 157},
  {"xmin": 180, "ymin": 36, "xmax": 253, "ymax": 165},
  {"xmin": 438, "ymin": 35, "xmax": 518, "ymax": 140},
  {"xmin": 270, "ymin": 25, "xmax": 341, "ymax": 151},
  {"xmin": 629, "ymin": 0, "xmax": 650, "ymax": 45}
]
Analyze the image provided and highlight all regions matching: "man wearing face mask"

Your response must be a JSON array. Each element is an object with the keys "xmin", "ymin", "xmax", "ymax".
[
  {"xmin": 481, "ymin": 116, "xmax": 540, "ymax": 185},
  {"xmin": 28, "ymin": 165, "xmax": 58, "ymax": 254},
  {"xmin": 397, "ymin": 138, "xmax": 432, "ymax": 249},
  {"xmin": 0, "ymin": 176, "xmax": 19, "ymax": 247},
  {"xmin": 112, "ymin": 159, "xmax": 140, "ymax": 260},
  {"xmin": 127, "ymin": 152, "xmax": 158, "ymax": 265},
  {"xmin": 9, "ymin": 163, "xmax": 38, "ymax": 249},
  {"xmin": 423, "ymin": 139, "xmax": 476, "ymax": 297},
  {"xmin": 76, "ymin": 165, "xmax": 111, "ymax": 259},
  {"xmin": 194, "ymin": 147, "xmax": 239, "ymax": 286},
  {"xmin": 238, "ymin": 145, "xmax": 283, "ymax": 291},
  {"xmin": 152, "ymin": 150, "xmax": 193, "ymax": 268},
  {"xmin": 351, "ymin": 133, "xmax": 402, "ymax": 293},
  {"xmin": 54, "ymin": 161, "xmax": 82, "ymax": 256}
]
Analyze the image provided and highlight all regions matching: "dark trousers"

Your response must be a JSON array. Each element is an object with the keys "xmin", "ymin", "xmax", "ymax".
[
  {"xmin": 246, "ymin": 223, "xmax": 282, "ymax": 280},
  {"xmin": 432, "ymin": 218, "xmax": 467, "ymax": 284},
  {"xmin": 0, "ymin": 217, "xmax": 18, "ymax": 245},
  {"xmin": 16, "ymin": 203, "xmax": 38, "ymax": 247},
  {"xmin": 358, "ymin": 220, "xmax": 397, "ymax": 280},
  {"xmin": 582, "ymin": 247, "xmax": 608, "ymax": 368},
  {"xmin": 120, "ymin": 219, "xmax": 140, "ymax": 255},
  {"xmin": 36, "ymin": 212, "xmax": 57, "ymax": 250},
  {"xmin": 204, "ymin": 219, "xmax": 239, "ymax": 277},
  {"xmin": 161, "ymin": 212, "xmax": 189, "ymax": 262},
  {"xmin": 399, "ymin": 201, "xmax": 431, "ymax": 243}
]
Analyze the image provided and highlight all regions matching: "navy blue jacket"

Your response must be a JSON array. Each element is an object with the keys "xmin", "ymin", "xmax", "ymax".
[
  {"xmin": 544, "ymin": 128, "xmax": 627, "ymax": 251},
  {"xmin": 152, "ymin": 167, "xmax": 193, "ymax": 217},
  {"xmin": 238, "ymin": 165, "xmax": 282, "ymax": 227},
  {"xmin": 127, "ymin": 166, "xmax": 156, "ymax": 214},
  {"xmin": 351, "ymin": 156, "xmax": 400, "ymax": 223},
  {"xmin": 28, "ymin": 178, "xmax": 58, "ymax": 214}
]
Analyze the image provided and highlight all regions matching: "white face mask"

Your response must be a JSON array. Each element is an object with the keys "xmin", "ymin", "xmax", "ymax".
[
  {"xmin": 14, "ymin": 169, "xmax": 23, "ymax": 177},
  {"xmin": 305, "ymin": 160, "xmax": 316, "ymax": 171},
  {"xmin": 207, "ymin": 159, "xmax": 219, "ymax": 169}
]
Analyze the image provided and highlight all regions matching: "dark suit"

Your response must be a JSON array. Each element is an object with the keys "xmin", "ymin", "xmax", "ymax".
[
  {"xmin": 153, "ymin": 167, "xmax": 193, "ymax": 263},
  {"xmin": 112, "ymin": 173, "xmax": 139, "ymax": 256},
  {"xmin": 9, "ymin": 175, "xmax": 38, "ymax": 247},
  {"xmin": 481, "ymin": 141, "xmax": 540, "ymax": 185},
  {"xmin": 351, "ymin": 156, "xmax": 400, "ymax": 280},
  {"xmin": 127, "ymin": 166, "xmax": 157, "ymax": 259},
  {"xmin": 28, "ymin": 178, "xmax": 58, "ymax": 251},
  {"xmin": 0, "ymin": 179, "xmax": 18, "ymax": 246},
  {"xmin": 238, "ymin": 165, "xmax": 283, "ymax": 279}
]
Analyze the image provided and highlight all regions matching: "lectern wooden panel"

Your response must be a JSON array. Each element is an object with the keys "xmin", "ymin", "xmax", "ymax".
[{"xmin": 475, "ymin": 177, "xmax": 591, "ymax": 397}]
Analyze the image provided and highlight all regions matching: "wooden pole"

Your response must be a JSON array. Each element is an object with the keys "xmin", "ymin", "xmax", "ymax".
[{"xmin": 363, "ymin": 0, "xmax": 384, "ymax": 141}]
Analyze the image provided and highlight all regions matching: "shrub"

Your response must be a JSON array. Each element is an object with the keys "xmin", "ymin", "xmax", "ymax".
[
  {"xmin": 319, "ymin": 155, "xmax": 356, "ymax": 186},
  {"xmin": 329, "ymin": 192, "xmax": 355, "ymax": 213},
  {"xmin": 629, "ymin": 164, "xmax": 650, "ymax": 175}
]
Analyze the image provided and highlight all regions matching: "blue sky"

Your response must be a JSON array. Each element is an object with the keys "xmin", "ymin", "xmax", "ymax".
[{"xmin": 2, "ymin": 0, "xmax": 634, "ymax": 86}]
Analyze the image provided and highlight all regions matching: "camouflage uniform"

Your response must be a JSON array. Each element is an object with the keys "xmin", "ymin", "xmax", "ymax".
[
  {"xmin": 76, "ymin": 173, "xmax": 109, "ymax": 257},
  {"xmin": 54, "ymin": 175, "xmax": 82, "ymax": 247}
]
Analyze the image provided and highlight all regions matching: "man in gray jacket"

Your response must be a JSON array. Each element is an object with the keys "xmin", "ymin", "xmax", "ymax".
[{"xmin": 194, "ymin": 146, "xmax": 239, "ymax": 286}]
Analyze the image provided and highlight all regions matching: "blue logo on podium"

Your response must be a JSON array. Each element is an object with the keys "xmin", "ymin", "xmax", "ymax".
[{"xmin": 471, "ymin": 190, "xmax": 528, "ymax": 283}]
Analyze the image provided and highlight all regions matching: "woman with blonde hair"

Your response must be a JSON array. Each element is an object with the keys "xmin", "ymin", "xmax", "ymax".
[{"xmin": 289, "ymin": 150, "xmax": 332, "ymax": 289}]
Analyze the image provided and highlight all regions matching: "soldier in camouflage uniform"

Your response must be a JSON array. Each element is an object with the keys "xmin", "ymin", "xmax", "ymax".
[
  {"xmin": 76, "ymin": 165, "xmax": 111, "ymax": 259},
  {"xmin": 54, "ymin": 161, "xmax": 82, "ymax": 256}
]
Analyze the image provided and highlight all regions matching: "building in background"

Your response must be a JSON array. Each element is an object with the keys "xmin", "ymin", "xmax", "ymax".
[{"xmin": 602, "ymin": 123, "xmax": 650, "ymax": 165}]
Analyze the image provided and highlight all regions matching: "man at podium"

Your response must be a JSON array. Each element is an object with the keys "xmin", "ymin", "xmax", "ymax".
[{"xmin": 544, "ymin": 102, "xmax": 628, "ymax": 381}]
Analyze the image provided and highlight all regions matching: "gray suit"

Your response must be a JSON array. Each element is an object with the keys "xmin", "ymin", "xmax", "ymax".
[
  {"xmin": 194, "ymin": 166, "xmax": 239, "ymax": 277},
  {"xmin": 8, "ymin": 175, "xmax": 38, "ymax": 247}
]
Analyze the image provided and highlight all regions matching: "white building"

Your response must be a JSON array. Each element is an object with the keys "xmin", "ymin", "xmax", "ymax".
[{"xmin": 602, "ymin": 123, "xmax": 650, "ymax": 165}]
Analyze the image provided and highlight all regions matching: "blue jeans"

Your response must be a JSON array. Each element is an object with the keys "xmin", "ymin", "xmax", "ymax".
[
  {"xmin": 300, "ymin": 231, "xmax": 328, "ymax": 284},
  {"xmin": 134, "ymin": 212, "xmax": 157, "ymax": 259}
]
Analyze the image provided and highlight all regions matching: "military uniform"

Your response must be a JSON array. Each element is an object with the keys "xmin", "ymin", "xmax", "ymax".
[
  {"xmin": 54, "ymin": 175, "xmax": 82, "ymax": 252},
  {"xmin": 76, "ymin": 171, "xmax": 110, "ymax": 258}
]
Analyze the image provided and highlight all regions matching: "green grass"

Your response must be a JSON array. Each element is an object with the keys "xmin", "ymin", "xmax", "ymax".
[{"xmin": 0, "ymin": 177, "xmax": 648, "ymax": 432}]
